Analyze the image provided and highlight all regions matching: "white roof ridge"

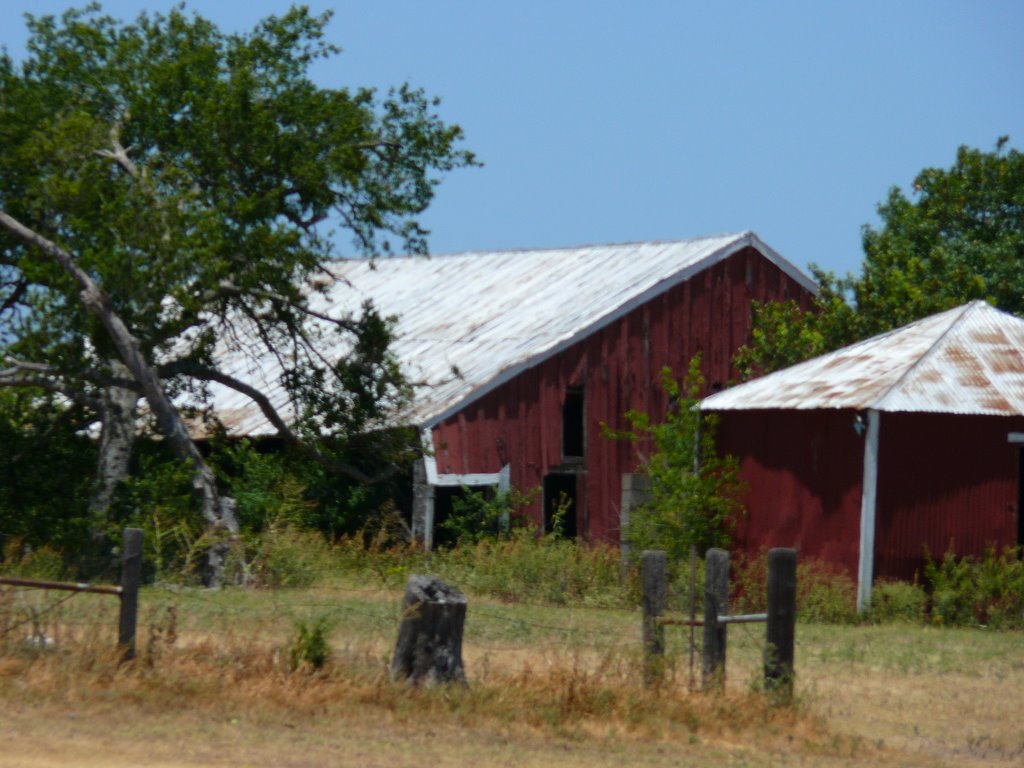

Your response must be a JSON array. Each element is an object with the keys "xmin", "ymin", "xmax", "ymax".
[{"xmin": 331, "ymin": 231, "xmax": 751, "ymax": 263}]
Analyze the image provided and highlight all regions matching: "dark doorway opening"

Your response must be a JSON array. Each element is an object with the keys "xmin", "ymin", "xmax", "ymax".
[
  {"xmin": 543, "ymin": 473, "xmax": 578, "ymax": 538},
  {"xmin": 432, "ymin": 485, "xmax": 496, "ymax": 548},
  {"xmin": 562, "ymin": 387, "xmax": 585, "ymax": 459}
]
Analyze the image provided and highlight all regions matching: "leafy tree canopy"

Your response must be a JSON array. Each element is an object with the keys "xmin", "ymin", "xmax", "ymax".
[
  {"xmin": 0, "ymin": 4, "xmax": 474, "ymax": 577},
  {"xmin": 737, "ymin": 139, "xmax": 1024, "ymax": 378}
]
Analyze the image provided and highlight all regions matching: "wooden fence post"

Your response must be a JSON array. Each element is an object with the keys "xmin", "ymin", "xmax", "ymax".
[
  {"xmin": 641, "ymin": 549, "xmax": 666, "ymax": 686},
  {"xmin": 118, "ymin": 527, "xmax": 143, "ymax": 660},
  {"xmin": 702, "ymin": 547, "xmax": 728, "ymax": 691},
  {"xmin": 764, "ymin": 547, "xmax": 797, "ymax": 703}
]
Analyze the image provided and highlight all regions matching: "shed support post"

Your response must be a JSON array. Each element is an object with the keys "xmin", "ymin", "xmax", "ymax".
[
  {"xmin": 857, "ymin": 409, "xmax": 880, "ymax": 613},
  {"xmin": 703, "ymin": 548, "xmax": 729, "ymax": 691},
  {"xmin": 412, "ymin": 459, "xmax": 436, "ymax": 551},
  {"xmin": 424, "ymin": 491, "xmax": 436, "ymax": 552}
]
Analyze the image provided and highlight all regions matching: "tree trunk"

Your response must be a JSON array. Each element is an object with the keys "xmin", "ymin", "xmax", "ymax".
[
  {"xmin": 88, "ymin": 361, "xmax": 139, "ymax": 527},
  {"xmin": 390, "ymin": 575, "xmax": 468, "ymax": 686},
  {"xmin": 0, "ymin": 210, "xmax": 238, "ymax": 586}
]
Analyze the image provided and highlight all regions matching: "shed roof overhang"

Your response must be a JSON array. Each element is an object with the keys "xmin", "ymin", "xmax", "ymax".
[{"xmin": 702, "ymin": 301, "xmax": 1024, "ymax": 417}]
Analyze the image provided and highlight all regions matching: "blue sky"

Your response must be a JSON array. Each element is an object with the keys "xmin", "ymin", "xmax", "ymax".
[{"xmin": 2, "ymin": 1, "xmax": 1021, "ymax": 277}]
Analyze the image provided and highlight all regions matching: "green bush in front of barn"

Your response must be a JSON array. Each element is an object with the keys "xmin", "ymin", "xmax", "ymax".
[
  {"xmin": 923, "ymin": 546, "xmax": 1024, "ymax": 628},
  {"xmin": 602, "ymin": 356, "xmax": 746, "ymax": 572}
]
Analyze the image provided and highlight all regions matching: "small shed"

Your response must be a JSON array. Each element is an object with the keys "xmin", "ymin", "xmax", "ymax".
[
  {"xmin": 702, "ymin": 301, "xmax": 1024, "ymax": 609},
  {"xmin": 206, "ymin": 231, "xmax": 816, "ymax": 546}
]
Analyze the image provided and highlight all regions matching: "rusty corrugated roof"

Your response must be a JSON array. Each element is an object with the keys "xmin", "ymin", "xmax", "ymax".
[
  {"xmin": 203, "ymin": 231, "xmax": 813, "ymax": 435},
  {"xmin": 702, "ymin": 301, "xmax": 1024, "ymax": 415}
]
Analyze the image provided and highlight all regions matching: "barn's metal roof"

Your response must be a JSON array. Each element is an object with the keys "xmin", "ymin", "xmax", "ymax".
[
  {"xmin": 701, "ymin": 301, "xmax": 1024, "ymax": 415},
  {"xmin": 205, "ymin": 231, "xmax": 813, "ymax": 435}
]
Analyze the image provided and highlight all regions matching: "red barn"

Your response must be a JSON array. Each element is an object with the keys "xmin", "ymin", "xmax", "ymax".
[
  {"xmin": 702, "ymin": 301, "xmax": 1024, "ymax": 610},
  {"xmin": 209, "ymin": 232, "xmax": 815, "ymax": 546}
]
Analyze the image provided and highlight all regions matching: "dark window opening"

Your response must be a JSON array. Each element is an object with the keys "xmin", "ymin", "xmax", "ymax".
[
  {"xmin": 562, "ymin": 386, "xmax": 585, "ymax": 459},
  {"xmin": 543, "ymin": 473, "xmax": 578, "ymax": 538},
  {"xmin": 432, "ymin": 485, "xmax": 497, "ymax": 548}
]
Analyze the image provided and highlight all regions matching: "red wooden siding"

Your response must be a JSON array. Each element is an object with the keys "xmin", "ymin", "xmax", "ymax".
[
  {"xmin": 430, "ymin": 246, "xmax": 814, "ymax": 543},
  {"xmin": 875, "ymin": 412, "xmax": 1024, "ymax": 581},
  {"xmin": 715, "ymin": 409, "xmax": 865, "ymax": 576}
]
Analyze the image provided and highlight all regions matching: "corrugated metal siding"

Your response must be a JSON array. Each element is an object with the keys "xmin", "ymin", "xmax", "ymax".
[
  {"xmin": 431, "ymin": 247, "xmax": 815, "ymax": 542},
  {"xmin": 875, "ymin": 412, "xmax": 1023, "ymax": 581},
  {"xmin": 715, "ymin": 409, "xmax": 865, "ymax": 577},
  {"xmin": 714, "ymin": 408, "xmax": 1024, "ymax": 584}
]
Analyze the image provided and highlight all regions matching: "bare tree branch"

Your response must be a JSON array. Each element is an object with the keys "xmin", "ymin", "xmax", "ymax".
[
  {"xmin": 159, "ymin": 359, "xmax": 397, "ymax": 484},
  {"xmin": 0, "ymin": 378, "xmax": 101, "ymax": 409},
  {"xmin": 93, "ymin": 122, "xmax": 140, "ymax": 179}
]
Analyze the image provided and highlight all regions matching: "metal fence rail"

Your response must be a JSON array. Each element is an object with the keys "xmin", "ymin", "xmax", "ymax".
[{"xmin": 0, "ymin": 527, "xmax": 142, "ymax": 658}]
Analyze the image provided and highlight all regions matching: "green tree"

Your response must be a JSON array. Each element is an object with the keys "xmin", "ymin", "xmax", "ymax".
[
  {"xmin": 0, "ymin": 390, "xmax": 97, "ymax": 562},
  {"xmin": 607, "ymin": 357, "xmax": 745, "ymax": 563},
  {"xmin": 0, "ymin": 5, "xmax": 474, "ymax": 582},
  {"xmin": 737, "ymin": 138, "xmax": 1024, "ymax": 378}
]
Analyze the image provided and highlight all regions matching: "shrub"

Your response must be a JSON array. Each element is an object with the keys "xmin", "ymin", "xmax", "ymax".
[
  {"xmin": 604, "ymin": 357, "xmax": 745, "ymax": 565},
  {"xmin": 797, "ymin": 559, "xmax": 856, "ymax": 624},
  {"xmin": 867, "ymin": 580, "xmax": 927, "ymax": 623},
  {"xmin": 244, "ymin": 526, "xmax": 334, "ymax": 589},
  {"xmin": 440, "ymin": 486, "xmax": 538, "ymax": 546},
  {"xmin": 437, "ymin": 527, "xmax": 628, "ymax": 607},
  {"xmin": 730, "ymin": 552, "xmax": 856, "ymax": 624},
  {"xmin": 0, "ymin": 541, "xmax": 66, "ymax": 580},
  {"xmin": 924, "ymin": 547, "xmax": 1024, "ymax": 628},
  {"xmin": 288, "ymin": 615, "xmax": 333, "ymax": 671}
]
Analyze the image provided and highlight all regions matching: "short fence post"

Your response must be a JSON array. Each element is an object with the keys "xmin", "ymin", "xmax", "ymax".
[
  {"xmin": 390, "ymin": 575, "xmax": 468, "ymax": 686},
  {"xmin": 641, "ymin": 549, "xmax": 666, "ymax": 686},
  {"xmin": 702, "ymin": 548, "xmax": 728, "ymax": 691},
  {"xmin": 764, "ymin": 547, "xmax": 797, "ymax": 703},
  {"xmin": 118, "ymin": 527, "xmax": 143, "ymax": 660}
]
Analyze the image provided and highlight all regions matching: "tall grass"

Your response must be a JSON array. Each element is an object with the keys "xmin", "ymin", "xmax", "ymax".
[
  {"xmin": 6, "ymin": 521, "xmax": 1021, "ymax": 629},
  {"xmin": 331, "ymin": 526, "xmax": 633, "ymax": 607},
  {"xmin": 0, "ymin": 583, "xmax": 821, "ymax": 753}
]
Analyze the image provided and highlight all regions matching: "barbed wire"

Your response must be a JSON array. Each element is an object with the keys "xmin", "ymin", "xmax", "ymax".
[{"xmin": 0, "ymin": 557, "xmax": 126, "ymax": 640}]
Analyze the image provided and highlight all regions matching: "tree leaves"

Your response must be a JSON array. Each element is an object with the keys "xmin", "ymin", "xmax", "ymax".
[
  {"xmin": 0, "ymin": 5, "xmax": 474, "ymax": 548},
  {"xmin": 737, "ymin": 139, "xmax": 1024, "ymax": 376}
]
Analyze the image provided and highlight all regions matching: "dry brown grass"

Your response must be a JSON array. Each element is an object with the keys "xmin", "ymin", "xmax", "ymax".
[{"xmin": 1, "ymin": 586, "xmax": 1022, "ymax": 767}]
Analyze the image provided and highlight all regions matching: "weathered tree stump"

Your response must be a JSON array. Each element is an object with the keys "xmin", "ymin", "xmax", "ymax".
[{"xmin": 390, "ymin": 575, "xmax": 468, "ymax": 686}]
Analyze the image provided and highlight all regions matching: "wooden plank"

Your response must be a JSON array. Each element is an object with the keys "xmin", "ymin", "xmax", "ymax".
[
  {"xmin": 765, "ymin": 547, "xmax": 797, "ymax": 703},
  {"xmin": 702, "ymin": 548, "xmax": 728, "ymax": 691},
  {"xmin": 118, "ymin": 528, "xmax": 143, "ymax": 660},
  {"xmin": 641, "ymin": 550, "xmax": 666, "ymax": 686}
]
